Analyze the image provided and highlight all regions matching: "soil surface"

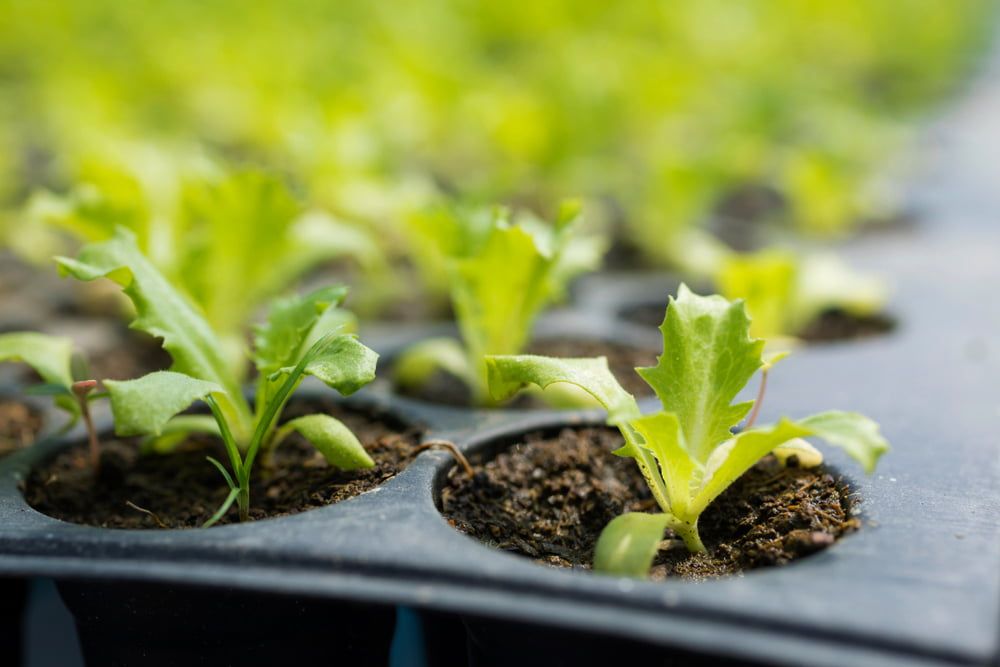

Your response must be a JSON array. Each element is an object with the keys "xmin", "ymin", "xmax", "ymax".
[
  {"xmin": 25, "ymin": 400, "xmax": 423, "ymax": 528},
  {"xmin": 622, "ymin": 302, "xmax": 893, "ymax": 344},
  {"xmin": 441, "ymin": 427, "xmax": 859, "ymax": 579},
  {"xmin": 0, "ymin": 400, "xmax": 43, "ymax": 456},
  {"xmin": 396, "ymin": 338, "xmax": 657, "ymax": 407}
]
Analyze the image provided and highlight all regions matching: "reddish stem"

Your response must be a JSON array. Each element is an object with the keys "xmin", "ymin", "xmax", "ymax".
[
  {"xmin": 72, "ymin": 381, "xmax": 101, "ymax": 470},
  {"xmin": 744, "ymin": 370, "xmax": 769, "ymax": 430}
]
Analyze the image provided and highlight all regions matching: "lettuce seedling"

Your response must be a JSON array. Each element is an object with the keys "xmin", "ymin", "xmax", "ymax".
[
  {"xmin": 717, "ymin": 249, "xmax": 888, "ymax": 339},
  {"xmin": 55, "ymin": 228, "xmax": 378, "ymax": 525},
  {"xmin": 397, "ymin": 201, "xmax": 604, "ymax": 405},
  {"xmin": 0, "ymin": 333, "xmax": 104, "ymax": 464},
  {"xmin": 24, "ymin": 159, "xmax": 382, "ymax": 375},
  {"xmin": 485, "ymin": 285, "xmax": 889, "ymax": 576}
]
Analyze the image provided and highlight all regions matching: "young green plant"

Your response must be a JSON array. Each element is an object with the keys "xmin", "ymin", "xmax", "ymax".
[
  {"xmin": 716, "ymin": 248, "xmax": 888, "ymax": 340},
  {"xmin": 56, "ymin": 228, "xmax": 379, "ymax": 525},
  {"xmin": 485, "ymin": 285, "xmax": 889, "ymax": 576},
  {"xmin": 397, "ymin": 201, "xmax": 604, "ymax": 405},
  {"xmin": 0, "ymin": 333, "xmax": 104, "ymax": 464}
]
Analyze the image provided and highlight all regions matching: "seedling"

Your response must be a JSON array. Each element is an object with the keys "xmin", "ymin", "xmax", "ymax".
[
  {"xmin": 396, "ymin": 201, "xmax": 603, "ymax": 405},
  {"xmin": 716, "ymin": 249, "xmax": 888, "ymax": 340},
  {"xmin": 51, "ymin": 228, "xmax": 378, "ymax": 525},
  {"xmin": 0, "ymin": 333, "xmax": 105, "ymax": 465},
  {"xmin": 24, "ymin": 161, "xmax": 382, "ymax": 374},
  {"xmin": 485, "ymin": 285, "xmax": 889, "ymax": 576}
]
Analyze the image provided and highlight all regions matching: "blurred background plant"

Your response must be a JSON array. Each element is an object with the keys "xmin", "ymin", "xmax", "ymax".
[{"xmin": 0, "ymin": 0, "xmax": 992, "ymax": 320}]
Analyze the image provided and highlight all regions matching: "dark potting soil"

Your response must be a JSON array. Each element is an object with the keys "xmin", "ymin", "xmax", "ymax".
[
  {"xmin": 441, "ymin": 427, "xmax": 859, "ymax": 580},
  {"xmin": 0, "ymin": 400, "xmax": 43, "ymax": 456},
  {"xmin": 396, "ymin": 338, "xmax": 657, "ymax": 407},
  {"xmin": 24, "ymin": 401, "xmax": 423, "ymax": 528},
  {"xmin": 622, "ymin": 302, "xmax": 893, "ymax": 344}
]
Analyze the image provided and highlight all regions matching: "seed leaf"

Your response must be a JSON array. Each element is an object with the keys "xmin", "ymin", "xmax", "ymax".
[
  {"xmin": 594, "ymin": 513, "xmax": 671, "ymax": 577},
  {"xmin": 277, "ymin": 414, "xmax": 374, "ymax": 470}
]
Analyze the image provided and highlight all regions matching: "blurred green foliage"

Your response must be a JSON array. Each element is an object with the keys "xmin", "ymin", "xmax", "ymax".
[{"xmin": 0, "ymin": 0, "xmax": 992, "ymax": 269}]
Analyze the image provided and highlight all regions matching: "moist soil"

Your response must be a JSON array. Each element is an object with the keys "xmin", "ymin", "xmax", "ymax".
[
  {"xmin": 25, "ymin": 400, "xmax": 423, "ymax": 528},
  {"xmin": 441, "ymin": 427, "xmax": 859, "ymax": 579},
  {"xmin": 622, "ymin": 302, "xmax": 893, "ymax": 344},
  {"xmin": 396, "ymin": 338, "xmax": 657, "ymax": 407},
  {"xmin": 0, "ymin": 400, "xmax": 43, "ymax": 456}
]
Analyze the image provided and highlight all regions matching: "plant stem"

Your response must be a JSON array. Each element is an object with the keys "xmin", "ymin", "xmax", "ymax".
[
  {"xmin": 72, "ymin": 381, "xmax": 100, "ymax": 469},
  {"xmin": 237, "ymin": 487, "xmax": 250, "ymax": 522},
  {"xmin": 670, "ymin": 518, "xmax": 706, "ymax": 553},
  {"xmin": 745, "ymin": 368, "xmax": 770, "ymax": 430}
]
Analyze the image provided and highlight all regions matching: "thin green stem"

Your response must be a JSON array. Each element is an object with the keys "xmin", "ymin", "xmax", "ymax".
[{"xmin": 668, "ymin": 517, "xmax": 706, "ymax": 553}]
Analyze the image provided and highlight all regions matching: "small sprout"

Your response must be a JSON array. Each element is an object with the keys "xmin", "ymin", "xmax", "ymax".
[
  {"xmin": 717, "ymin": 250, "xmax": 888, "ymax": 340},
  {"xmin": 398, "ymin": 201, "xmax": 604, "ymax": 405},
  {"xmin": 55, "ymin": 228, "xmax": 380, "ymax": 525},
  {"xmin": 0, "ymin": 332, "xmax": 104, "ymax": 462},
  {"xmin": 486, "ymin": 285, "xmax": 889, "ymax": 576}
]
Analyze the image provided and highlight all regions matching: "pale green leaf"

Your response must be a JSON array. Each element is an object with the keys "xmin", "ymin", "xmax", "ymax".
[
  {"xmin": 272, "ymin": 334, "xmax": 377, "ymax": 396},
  {"xmin": 629, "ymin": 412, "xmax": 697, "ymax": 517},
  {"xmin": 105, "ymin": 371, "xmax": 223, "ymax": 437},
  {"xmin": 276, "ymin": 414, "xmax": 374, "ymax": 470},
  {"xmin": 252, "ymin": 285, "xmax": 349, "ymax": 377},
  {"xmin": 0, "ymin": 332, "xmax": 75, "ymax": 389},
  {"xmin": 691, "ymin": 418, "xmax": 811, "ymax": 515},
  {"xmin": 485, "ymin": 355, "xmax": 640, "ymax": 424},
  {"xmin": 797, "ymin": 411, "xmax": 890, "ymax": 474},
  {"xmin": 637, "ymin": 285, "xmax": 764, "ymax": 462},
  {"xmin": 594, "ymin": 513, "xmax": 671, "ymax": 577},
  {"xmin": 394, "ymin": 337, "xmax": 472, "ymax": 389},
  {"xmin": 55, "ymin": 228, "xmax": 251, "ymax": 434}
]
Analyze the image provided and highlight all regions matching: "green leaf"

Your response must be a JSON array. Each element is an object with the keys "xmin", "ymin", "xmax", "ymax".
[
  {"xmin": 797, "ymin": 411, "xmax": 890, "ymax": 474},
  {"xmin": 271, "ymin": 334, "xmax": 378, "ymax": 396},
  {"xmin": 485, "ymin": 355, "xmax": 640, "ymax": 424},
  {"xmin": 637, "ymin": 284, "xmax": 764, "ymax": 462},
  {"xmin": 0, "ymin": 332, "xmax": 75, "ymax": 388},
  {"xmin": 691, "ymin": 418, "xmax": 811, "ymax": 515},
  {"xmin": 717, "ymin": 250, "xmax": 798, "ymax": 339},
  {"xmin": 105, "ymin": 371, "xmax": 223, "ymax": 437},
  {"xmin": 594, "ymin": 513, "xmax": 671, "ymax": 577},
  {"xmin": 275, "ymin": 414, "xmax": 374, "ymax": 470},
  {"xmin": 56, "ymin": 228, "xmax": 251, "ymax": 435},
  {"xmin": 629, "ymin": 412, "xmax": 697, "ymax": 517},
  {"xmin": 394, "ymin": 337, "xmax": 473, "ymax": 390},
  {"xmin": 252, "ymin": 285, "xmax": 349, "ymax": 377}
]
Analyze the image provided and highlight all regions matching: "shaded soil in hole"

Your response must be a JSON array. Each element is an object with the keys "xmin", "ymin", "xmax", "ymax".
[
  {"xmin": 0, "ymin": 400, "xmax": 43, "ymax": 456},
  {"xmin": 396, "ymin": 338, "xmax": 657, "ymax": 407},
  {"xmin": 623, "ymin": 302, "xmax": 893, "ymax": 344},
  {"xmin": 441, "ymin": 428, "xmax": 859, "ymax": 580},
  {"xmin": 25, "ymin": 400, "xmax": 424, "ymax": 528}
]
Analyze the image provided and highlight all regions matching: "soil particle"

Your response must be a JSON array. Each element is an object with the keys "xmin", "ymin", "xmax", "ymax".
[
  {"xmin": 622, "ymin": 302, "xmax": 893, "ymax": 344},
  {"xmin": 0, "ymin": 400, "xmax": 43, "ymax": 455},
  {"xmin": 441, "ymin": 427, "xmax": 859, "ymax": 580},
  {"xmin": 24, "ymin": 400, "xmax": 423, "ymax": 528},
  {"xmin": 396, "ymin": 338, "xmax": 656, "ymax": 407}
]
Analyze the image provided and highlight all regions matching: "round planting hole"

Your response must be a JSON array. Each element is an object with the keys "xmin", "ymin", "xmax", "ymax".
[
  {"xmin": 440, "ymin": 426, "xmax": 860, "ymax": 580},
  {"xmin": 24, "ymin": 399, "xmax": 424, "ymax": 529}
]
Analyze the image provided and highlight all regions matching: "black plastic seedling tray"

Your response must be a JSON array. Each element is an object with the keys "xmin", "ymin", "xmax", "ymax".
[
  {"xmin": 2, "ymin": 37, "xmax": 1000, "ymax": 667},
  {"xmin": 0, "ymin": 211, "xmax": 996, "ymax": 666}
]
